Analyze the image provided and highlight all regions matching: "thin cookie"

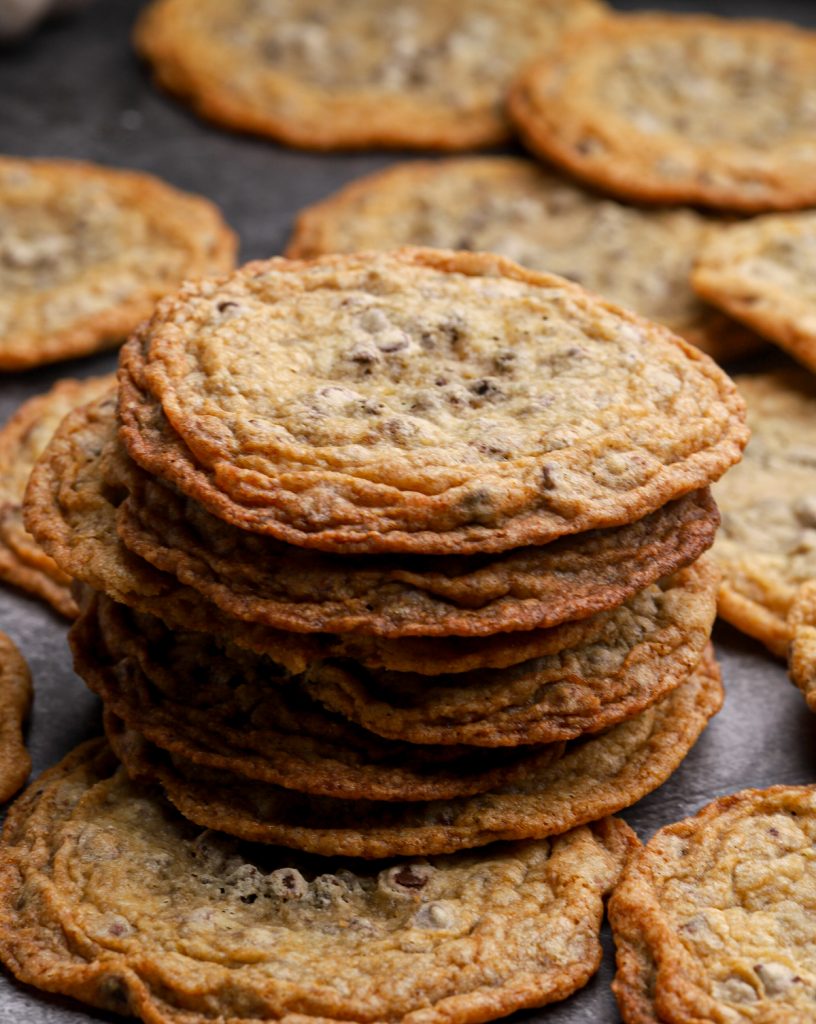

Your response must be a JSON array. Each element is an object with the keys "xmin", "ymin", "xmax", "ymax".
[
  {"xmin": 108, "ymin": 646, "xmax": 722, "ymax": 858},
  {"xmin": 26, "ymin": 393, "xmax": 720, "ymax": 675},
  {"xmin": 118, "ymin": 248, "xmax": 747, "ymax": 554},
  {"xmin": 0, "ymin": 156, "xmax": 236, "ymax": 370},
  {"xmin": 0, "ymin": 739, "xmax": 637, "ymax": 1024},
  {"xmin": 115, "ymin": 421, "xmax": 719, "ymax": 637},
  {"xmin": 0, "ymin": 631, "xmax": 32, "ymax": 803},
  {"xmin": 785, "ymin": 581, "xmax": 816, "ymax": 713},
  {"xmin": 712, "ymin": 371, "xmax": 816, "ymax": 657},
  {"xmin": 510, "ymin": 14, "xmax": 816, "ymax": 212},
  {"xmin": 287, "ymin": 158, "xmax": 763, "ymax": 362},
  {"xmin": 693, "ymin": 210, "xmax": 816, "ymax": 371},
  {"xmin": 0, "ymin": 374, "xmax": 114, "ymax": 616},
  {"xmin": 611, "ymin": 785, "xmax": 816, "ymax": 1023},
  {"xmin": 135, "ymin": 0, "xmax": 605, "ymax": 151},
  {"xmin": 71, "ymin": 593, "xmax": 565, "ymax": 803},
  {"xmin": 302, "ymin": 559, "xmax": 719, "ymax": 747}
]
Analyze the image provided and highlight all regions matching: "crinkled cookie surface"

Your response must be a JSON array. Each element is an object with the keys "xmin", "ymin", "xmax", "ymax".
[
  {"xmin": 113, "ymin": 400, "xmax": 718, "ymax": 637},
  {"xmin": 611, "ymin": 785, "xmax": 816, "ymax": 1023},
  {"xmin": 302, "ymin": 558, "xmax": 719, "ymax": 747},
  {"xmin": 713, "ymin": 371, "xmax": 816, "ymax": 657},
  {"xmin": 0, "ymin": 631, "xmax": 31, "ymax": 803},
  {"xmin": 0, "ymin": 740, "xmax": 636, "ymax": 1024},
  {"xmin": 71, "ymin": 592, "xmax": 564, "ymax": 802},
  {"xmin": 0, "ymin": 374, "xmax": 114, "ymax": 616},
  {"xmin": 510, "ymin": 14, "xmax": 816, "ymax": 212},
  {"xmin": 693, "ymin": 210, "xmax": 816, "ymax": 370},
  {"xmin": 109, "ymin": 647, "xmax": 722, "ymax": 857},
  {"xmin": 0, "ymin": 157, "xmax": 236, "ymax": 369},
  {"xmin": 25, "ymin": 392, "xmax": 718, "ymax": 673},
  {"xmin": 119, "ymin": 249, "xmax": 746, "ymax": 554},
  {"xmin": 134, "ymin": 0, "xmax": 604, "ymax": 150},
  {"xmin": 288, "ymin": 158, "xmax": 762, "ymax": 361}
]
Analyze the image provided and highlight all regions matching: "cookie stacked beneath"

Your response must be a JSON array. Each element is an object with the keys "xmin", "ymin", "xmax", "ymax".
[{"xmin": 25, "ymin": 248, "xmax": 747, "ymax": 858}]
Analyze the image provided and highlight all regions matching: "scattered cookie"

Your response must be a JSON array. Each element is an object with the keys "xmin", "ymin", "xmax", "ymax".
[
  {"xmin": 0, "ymin": 156, "xmax": 236, "ymax": 370},
  {"xmin": 108, "ymin": 647, "xmax": 722, "ymax": 858},
  {"xmin": 0, "ymin": 631, "xmax": 32, "ymax": 803},
  {"xmin": 0, "ymin": 374, "xmax": 114, "ymax": 616},
  {"xmin": 785, "ymin": 582, "xmax": 816, "ymax": 712},
  {"xmin": 134, "ymin": 0, "xmax": 605, "ymax": 151},
  {"xmin": 611, "ymin": 784, "xmax": 816, "ymax": 1023},
  {"xmin": 0, "ymin": 740, "xmax": 637, "ymax": 1024},
  {"xmin": 287, "ymin": 158, "xmax": 762, "ymax": 362},
  {"xmin": 510, "ymin": 14, "xmax": 816, "ymax": 212},
  {"xmin": 118, "ymin": 249, "xmax": 747, "ymax": 554},
  {"xmin": 693, "ymin": 210, "xmax": 816, "ymax": 370},
  {"xmin": 713, "ymin": 371, "xmax": 816, "ymax": 657}
]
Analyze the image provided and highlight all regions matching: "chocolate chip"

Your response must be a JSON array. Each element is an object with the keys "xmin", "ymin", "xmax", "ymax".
[
  {"xmin": 459, "ymin": 489, "xmax": 494, "ymax": 523},
  {"xmin": 393, "ymin": 866, "xmax": 429, "ymax": 890},
  {"xmin": 493, "ymin": 350, "xmax": 516, "ymax": 373},
  {"xmin": 349, "ymin": 342, "xmax": 380, "ymax": 364},
  {"xmin": 441, "ymin": 316, "xmax": 466, "ymax": 347},
  {"xmin": 380, "ymin": 863, "xmax": 435, "ymax": 895},
  {"xmin": 576, "ymin": 136, "xmax": 605, "ymax": 156},
  {"xmin": 474, "ymin": 440, "xmax": 510, "ymax": 459},
  {"xmin": 469, "ymin": 378, "xmax": 502, "ymax": 400},
  {"xmin": 216, "ymin": 300, "xmax": 238, "ymax": 313},
  {"xmin": 377, "ymin": 335, "xmax": 409, "ymax": 353},
  {"xmin": 541, "ymin": 464, "xmax": 558, "ymax": 490},
  {"xmin": 267, "ymin": 868, "xmax": 307, "ymax": 900}
]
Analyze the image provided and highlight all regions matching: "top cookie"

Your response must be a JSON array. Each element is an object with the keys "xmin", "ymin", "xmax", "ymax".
[
  {"xmin": 693, "ymin": 211, "xmax": 816, "ymax": 372},
  {"xmin": 0, "ymin": 157, "xmax": 236, "ymax": 370},
  {"xmin": 119, "ymin": 249, "xmax": 747, "ymax": 554},
  {"xmin": 287, "ymin": 157, "xmax": 763, "ymax": 362},
  {"xmin": 510, "ymin": 14, "xmax": 816, "ymax": 212},
  {"xmin": 134, "ymin": 0, "xmax": 604, "ymax": 151}
]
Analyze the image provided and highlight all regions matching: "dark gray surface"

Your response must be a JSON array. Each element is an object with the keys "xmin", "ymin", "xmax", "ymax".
[{"xmin": 1, "ymin": 3, "xmax": 815, "ymax": 1022}]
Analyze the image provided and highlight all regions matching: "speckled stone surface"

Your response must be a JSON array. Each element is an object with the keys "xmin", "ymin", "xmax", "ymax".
[{"xmin": 0, "ymin": 2, "xmax": 815, "ymax": 1023}]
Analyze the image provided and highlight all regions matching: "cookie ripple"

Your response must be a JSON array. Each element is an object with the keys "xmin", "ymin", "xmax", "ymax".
[
  {"xmin": 25, "ymin": 392, "xmax": 719, "ymax": 673},
  {"xmin": 106, "ymin": 647, "xmax": 722, "ymax": 858},
  {"xmin": 71, "ymin": 592, "xmax": 565, "ymax": 803},
  {"xmin": 118, "ymin": 249, "xmax": 746, "ymax": 554},
  {"xmin": 0, "ymin": 741, "xmax": 636, "ymax": 1024}
]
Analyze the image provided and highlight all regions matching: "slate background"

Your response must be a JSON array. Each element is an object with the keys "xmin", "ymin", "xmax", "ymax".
[{"xmin": 0, "ymin": 2, "xmax": 815, "ymax": 1022}]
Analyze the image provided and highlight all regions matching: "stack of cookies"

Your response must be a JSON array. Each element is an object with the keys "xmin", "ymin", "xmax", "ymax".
[{"xmin": 23, "ymin": 248, "xmax": 747, "ymax": 861}]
